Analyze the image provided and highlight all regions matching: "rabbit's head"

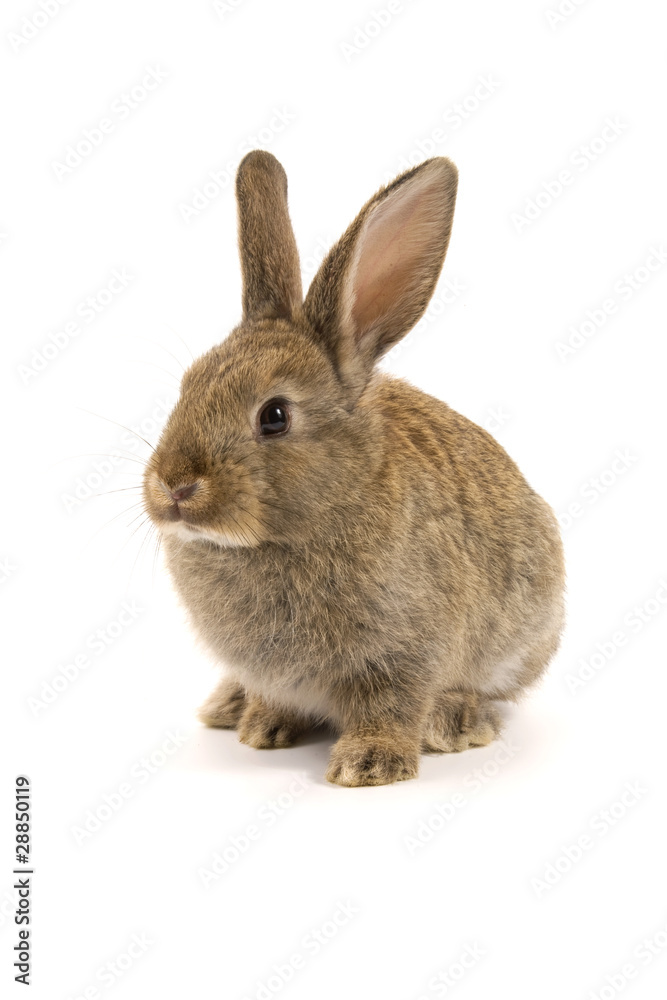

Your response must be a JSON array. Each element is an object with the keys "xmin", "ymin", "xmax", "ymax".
[{"xmin": 143, "ymin": 151, "xmax": 458, "ymax": 547}]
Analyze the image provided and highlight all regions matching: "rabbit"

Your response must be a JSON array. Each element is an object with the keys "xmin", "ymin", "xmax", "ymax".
[{"xmin": 142, "ymin": 150, "xmax": 565, "ymax": 786}]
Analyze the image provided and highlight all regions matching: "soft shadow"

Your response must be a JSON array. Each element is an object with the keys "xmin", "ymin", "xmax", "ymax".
[
  {"xmin": 177, "ymin": 699, "xmax": 561, "ymax": 791},
  {"xmin": 178, "ymin": 721, "xmax": 334, "ymax": 784}
]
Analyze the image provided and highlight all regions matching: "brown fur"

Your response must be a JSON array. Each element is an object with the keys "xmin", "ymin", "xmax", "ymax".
[{"xmin": 142, "ymin": 151, "xmax": 565, "ymax": 787}]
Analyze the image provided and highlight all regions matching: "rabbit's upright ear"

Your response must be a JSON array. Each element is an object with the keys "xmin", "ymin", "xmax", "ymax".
[
  {"xmin": 236, "ymin": 151, "xmax": 302, "ymax": 321},
  {"xmin": 304, "ymin": 157, "xmax": 458, "ymax": 397}
]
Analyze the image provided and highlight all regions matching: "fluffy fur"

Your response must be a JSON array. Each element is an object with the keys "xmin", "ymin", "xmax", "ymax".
[{"xmin": 142, "ymin": 151, "xmax": 565, "ymax": 786}]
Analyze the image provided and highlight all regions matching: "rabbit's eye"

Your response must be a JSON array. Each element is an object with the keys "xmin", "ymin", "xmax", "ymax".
[{"xmin": 259, "ymin": 399, "xmax": 291, "ymax": 436}]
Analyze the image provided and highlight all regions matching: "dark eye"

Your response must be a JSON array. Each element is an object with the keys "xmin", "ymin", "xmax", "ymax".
[{"xmin": 259, "ymin": 399, "xmax": 291, "ymax": 436}]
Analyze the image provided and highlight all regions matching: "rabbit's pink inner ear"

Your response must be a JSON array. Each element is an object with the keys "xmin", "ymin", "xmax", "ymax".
[{"xmin": 345, "ymin": 162, "xmax": 457, "ymax": 356}]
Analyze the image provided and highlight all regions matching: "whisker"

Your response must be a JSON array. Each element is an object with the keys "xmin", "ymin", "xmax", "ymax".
[
  {"xmin": 127, "ymin": 357, "xmax": 182, "ymax": 386},
  {"xmin": 235, "ymin": 503, "xmax": 272, "ymax": 536},
  {"xmin": 52, "ymin": 452, "xmax": 149, "ymax": 468},
  {"xmin": 256, "ymin": 497, "xmax": 288, "ymax": 513},
  {"xmin": 93, "ymin": 487, "xmax": 146, "ymax": 497},
  {"xmin": 75, "ymin": 407, "xmax": 157, "ymax": 455},
  {"xmin": 104, "ymin": 514, "xmax": 154, "ymax": 587},
  {"xmin": 123, "ymin": 514, "xmax": 152, "ymax": 554},
  {"xmin": 152, "ymin": 531, "xmax": 163, "ymax": 584},
  {"xmin": 77, "ymin": 502, "xmax": 147, "ymax": 563},
  {"xmin": 164, "ymin": 324, "xmax": 196, "ymax": 364},
  {"xmin": 126, "ymin": 518, "xmax": 158, "ymax": 588},
  {"xmin": 125, "ymin": 508, "xmax": 150, "ymax": 529},
  {"xmin": 83, "ymin": 501, "xmax": 145, "ymax": 544},
  {"xmin": 225, "ymin": 507, "xmax": 261, "ymax": 547}
]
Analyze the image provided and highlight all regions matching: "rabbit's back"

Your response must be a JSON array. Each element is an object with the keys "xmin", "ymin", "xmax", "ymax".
[{"xmin": 375, "ymin": 376, "xmax": 564, "ymax": 692}]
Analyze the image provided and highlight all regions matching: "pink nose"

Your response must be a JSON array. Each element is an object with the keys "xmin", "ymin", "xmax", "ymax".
[{"xmin": 169, "ymin": 482, "xmax": 199, "ymax": 502}]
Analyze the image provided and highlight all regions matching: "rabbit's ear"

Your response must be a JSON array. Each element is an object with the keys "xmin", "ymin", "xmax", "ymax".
[
  {"xmin": 236, "ymin": 151, "xmax": 302, "ymax": 321},
  {"xmin": 304, "ymin": 157, "xmax": 458, "ymax": 396}
]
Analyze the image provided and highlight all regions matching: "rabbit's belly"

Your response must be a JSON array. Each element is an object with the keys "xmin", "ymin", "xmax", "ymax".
[
  {"xmin": 237, "ymin": 667, "xmax": 333, "ymax": 721},
  {"xmin": 478, "ymin": 652, "xmax": 524, "ymax": 695}
]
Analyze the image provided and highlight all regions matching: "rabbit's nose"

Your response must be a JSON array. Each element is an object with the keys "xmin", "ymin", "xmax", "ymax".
[{"xmin": 169, "ymin": 482, "xmax": 200, "ymax": 502}]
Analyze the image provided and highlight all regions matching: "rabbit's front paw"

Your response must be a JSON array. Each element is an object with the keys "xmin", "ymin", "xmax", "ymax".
[
  {"xmin": 325, "ymin": 734, "xmax": 419, "ymax": 787},
  {"xmin": 198, "ymin": 680, "xmax": 247, "ymax": 729},
  {"xmin": 238, "ymin": 698, "xmax": 308, "ymax": 749}
]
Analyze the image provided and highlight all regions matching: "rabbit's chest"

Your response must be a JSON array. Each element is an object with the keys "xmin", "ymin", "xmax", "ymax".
[{"xmin": 165, "ymin": 538, "xmax": 379, "ymax": 679}]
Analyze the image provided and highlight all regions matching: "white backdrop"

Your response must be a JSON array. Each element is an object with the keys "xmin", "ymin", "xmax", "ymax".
[{"xmin": 2, "ymin": 1, "xmax": 666, "ymax": 998}]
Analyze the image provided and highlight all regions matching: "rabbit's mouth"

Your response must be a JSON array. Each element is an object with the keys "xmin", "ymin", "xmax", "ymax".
[
  {"xmin": 143, "ymin": 468, "xmax": 270, "ymax": 549},
  {"xmin": 151, "ymin": 477, "xmax": 204, "ymax": 524}
]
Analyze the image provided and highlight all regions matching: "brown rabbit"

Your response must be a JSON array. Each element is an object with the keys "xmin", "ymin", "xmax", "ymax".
[{"xmin": 143, "ymin": 151, "xmax": 565, "ymax": 786}]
